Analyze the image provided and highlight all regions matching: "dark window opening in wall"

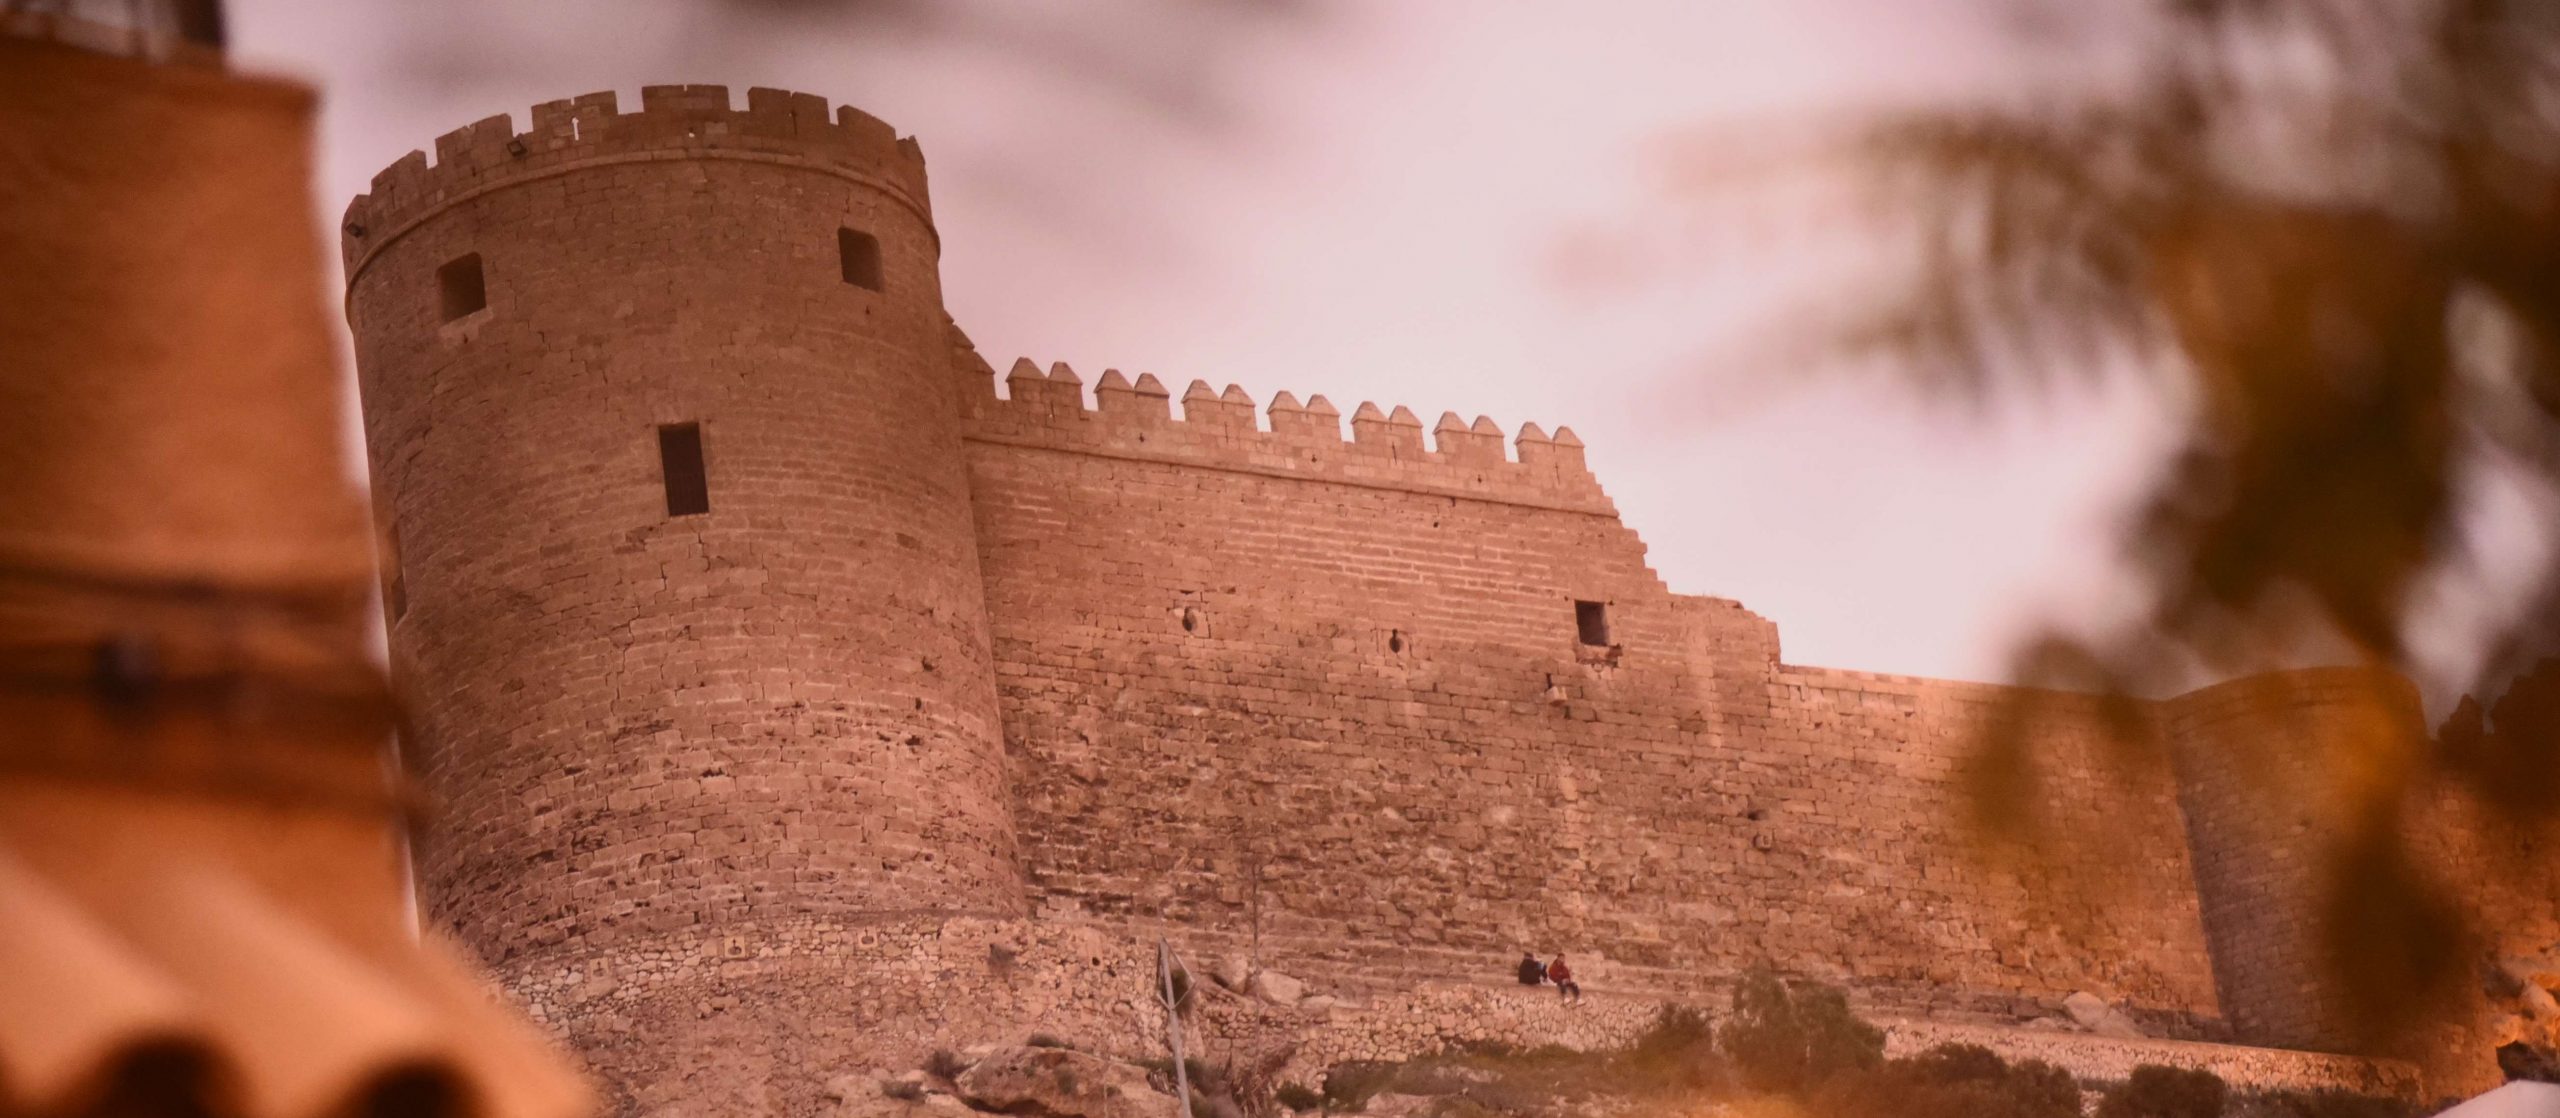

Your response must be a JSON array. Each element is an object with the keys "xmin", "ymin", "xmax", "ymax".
[
  {"xmin": 658, "ymin": 422, "xmax": 709, "ymax": 517},
  {"xmin": 1180, "ymin": 606, "xmax": 1201, "ymax": 634},
  {"xmin": 1387, "ymin": 629, "xmax": 1406, "ymax": 655},
  {"xmin": 1574, "ymin": 600, "xmax": 1611, "ymax": 647},
  {"xmin": 839, "ymin": 228, "xmax": 882, "ymax": 291},
  {"xmin": 437, "ymin": 253, "xmax": 486, "ymax": 322}
]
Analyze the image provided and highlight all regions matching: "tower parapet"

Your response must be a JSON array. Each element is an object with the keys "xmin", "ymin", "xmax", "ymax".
[{"xmin": 342, "ymin": 84, "xmax": 929, "ymax": 278}]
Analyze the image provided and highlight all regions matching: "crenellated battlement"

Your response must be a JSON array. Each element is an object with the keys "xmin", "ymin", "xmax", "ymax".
[
  {"xmin": 959, "ymin": 356, "xmax": 1612, "ymax": 514},
  {"xmin": 341, "ymin": 85, "xmax": 929, "ymax": 276}
]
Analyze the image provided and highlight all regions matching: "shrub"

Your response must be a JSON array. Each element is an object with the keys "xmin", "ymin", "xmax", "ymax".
[
  {"xmin": 2097, "ymin": 1065, "xmax": 2229, "ymax": 1118},
  {"xmin": 881, "ymin": 1080, "xmax": 926, "ymax": 1102},
  {"xmin": 1322, "ymin": 1062, "xmax": 1400, "ymax": 1112},
  {"xmin": 1632, "ymin": 1005, "xmax": 1715, "ymax": 1060},
  {"xmin": 1791, "ymin": 982, "xmax": 1886, "ymax": 1086},
  {"xmin": 1274, "ymin": 1084, "xmax": 1324, "ymax": 1112},
  {"xmin": 1716, "ymin": 965, "xmax": 1884, "ymax": 1092},
  {"xmin": 1623, "ymin": 1004, "xmax": 1723, "ymax": 1091},
  {"xmin": 1187, "ymin": 1058, "xmax": 1226, "ymax": 1091},
  {"xmin": 1821, "ymin": 1044, "xmax": 2078, "ymax": 1118},
  {"xmin": 1026, "ymin": 1034, "xmax": 1071, "ymax": 1050},
  {"xmin": 923, "ymin": 1049, "xmax": 967, "ymax": 1081}
]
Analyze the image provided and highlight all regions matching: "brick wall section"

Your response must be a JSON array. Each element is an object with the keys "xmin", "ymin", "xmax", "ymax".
[
  {"xmin": 960, "ymin": 370, "xmax": 2223, "ymax": 1030},
  {"xmin": 343, "ymin": 87, "xmax": 1025, "ymax": 978},
  {"xmin": 1753, "ymin": 668, "xmax": 2221, "ymax": 1026}
]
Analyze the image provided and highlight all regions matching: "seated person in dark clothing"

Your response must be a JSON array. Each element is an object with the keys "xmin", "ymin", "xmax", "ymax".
[{"xmin": 1517, "ymin": 952, "xmax": 1547, "ymax": 986}]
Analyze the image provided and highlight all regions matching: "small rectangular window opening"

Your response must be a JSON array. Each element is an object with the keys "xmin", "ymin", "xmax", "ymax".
[
  {"xmin": 438, "ymin": 253, "xmax": 486, "ymax": 322},
  {"xmin": 1574, "ymin": 600, "xmax": 1611, "ymax": 647},
  {"xmin": 839, "ymin": 228, "xmax": 882, "ymax": 291},
  {"xmin": 658, "ymin": 422, "xmax": 710, "ymax": 517}
]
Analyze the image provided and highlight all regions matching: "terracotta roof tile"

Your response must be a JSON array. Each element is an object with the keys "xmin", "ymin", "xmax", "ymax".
[{"xmin": 0, "ymin": 849, "xmax": 589, "ymax": 1118}]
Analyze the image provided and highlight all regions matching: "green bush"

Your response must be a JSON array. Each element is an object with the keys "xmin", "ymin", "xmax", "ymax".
[
  {"xmin": 1792, "ymin": 982, "xmax": 1888, "ymax": 1085},
  {"xmin": 1632, "ymin": 1005, "xmax": 1715, "ymax": 1060},
  {"xmin": 1715, "ymin": 965, "xmax": 1884, "ymax": 1092},
  {"xmin": 1273, "ymin": 1084, "xmax": 1324, "ymax": 1112},
  {"xmin": 1623, "ymin": 1004, "xmax": 1722, "ymax": 1091},
  {"xmin": 2097, "ymin": 1065, "xmax": 2228, "ymax": 1118},
  {"xmin": 1322, "ymin": 1062, "xmax": 1399, "ymax": 1112},
  {"xmin": 1821, "ymin": 1044, "xmax": 2078, "ymax": 1118}
]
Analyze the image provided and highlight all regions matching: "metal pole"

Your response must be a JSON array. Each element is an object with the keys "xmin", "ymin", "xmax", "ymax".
[{"xmin": 1159, "ymin": 939, "xmax": 1196, "ymax": 1118}]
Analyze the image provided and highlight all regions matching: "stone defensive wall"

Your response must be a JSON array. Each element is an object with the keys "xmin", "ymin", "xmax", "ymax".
[
  {"xmin": 339, "ymin": 87, "xmax": 2534, "ymax": 1112},
  {"xmin": 951, "ymin": 355, "xmax": 2227, "ymax": 1035},
  {"xmin": 341, "ymin": 84, "xmax": 927, "ymax": 278}
]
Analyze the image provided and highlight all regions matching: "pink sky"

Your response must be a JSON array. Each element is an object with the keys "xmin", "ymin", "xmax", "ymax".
[{"xmin": 227, "ymin": 0, "xmax": 2525, "ymax": 694}]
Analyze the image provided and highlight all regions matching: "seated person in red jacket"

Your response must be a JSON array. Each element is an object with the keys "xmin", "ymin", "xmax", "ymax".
[{"xmin": 1548, "ymin": 955, "xmax": 1582, "ymax": 1001}]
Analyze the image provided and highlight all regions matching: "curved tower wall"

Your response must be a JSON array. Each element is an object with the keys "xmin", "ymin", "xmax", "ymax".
[
  {"xmin": 2164, "ymin": 666, "xmax": 2427, "ymax": 1053},
  {"xmin": 343, "ymin": 84, "xmax": 1022, "ymax": 1007}
]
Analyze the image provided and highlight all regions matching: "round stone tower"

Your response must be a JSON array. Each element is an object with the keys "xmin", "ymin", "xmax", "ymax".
[
  {"xmin": 342, "ymin": 86, "xmax": 1023, "ymax": 1113},
  {"xmin": 2163, "ymin": 667, "xmax": 2430, "ymax": 1053}
]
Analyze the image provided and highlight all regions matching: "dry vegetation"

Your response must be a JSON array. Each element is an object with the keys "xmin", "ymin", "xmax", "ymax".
[{"xmin": 1273, "ymin": 968, "xmax": 2415, "ymax": 1118}]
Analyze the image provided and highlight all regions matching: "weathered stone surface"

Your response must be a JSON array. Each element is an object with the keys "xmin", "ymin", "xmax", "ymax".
[
  {"xmin": 1211, "ymin": 957, "xmax": 1251, "ymax": 993},
  {"xmin": 2063, "ymin": 992, "xmax": 2143, "ymax": 1040},
  {"xmin": 2503, "ymin": 959, "xmax": 2560, "ymax": 1022},
  {"xmin": 824, "ymin": 1075, "xmax": 871, "ymax": 1103},
  {"xmin": 1252, "ymin": 971, "xmax": 1307, "ymax": 1007},
  {"xmin": 956, "ymin": 1047, "xmax": 1178, "ymax": 1118}
]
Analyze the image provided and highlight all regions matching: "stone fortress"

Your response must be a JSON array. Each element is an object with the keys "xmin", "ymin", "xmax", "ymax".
[{"xmin": 340, "ymin": 86, "xmax": 2560, "ymax": 1115}]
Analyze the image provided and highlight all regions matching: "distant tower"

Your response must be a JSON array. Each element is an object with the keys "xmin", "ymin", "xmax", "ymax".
[{"xmin": 342, "ymin": 86, "xmax": 1022, "ymax": 1113}]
